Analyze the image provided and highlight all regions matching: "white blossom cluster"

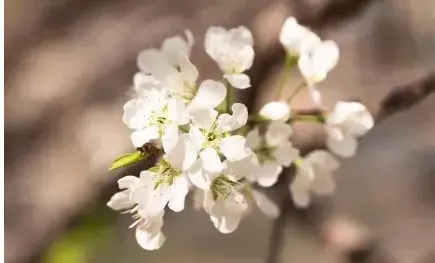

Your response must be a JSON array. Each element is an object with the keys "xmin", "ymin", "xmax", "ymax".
[{"xmin": 107, "ymin": 17, "xmax": 374, "ymax": 251}]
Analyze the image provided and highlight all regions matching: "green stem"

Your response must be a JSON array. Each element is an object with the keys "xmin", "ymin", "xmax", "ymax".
[
  {"xmin": 286, "ymin": 82, "xmax": 306, "ymax": 103},
  {"xmin": 288, "ymin": 114, "xmax": 326, "ymax": 123},
  {"xmin": 276, "ymin": 54, "xmax": 298, "ymax": 100},
  {"xmin": 276, "ymin": 69, "xmax": 291, "ymax": 100}
]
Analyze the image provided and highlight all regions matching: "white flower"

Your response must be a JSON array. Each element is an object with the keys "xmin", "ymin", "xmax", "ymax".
[
  {"xmin": 289, "ymin": 150, "xmax": 340, "ymax": 208},
  {"xmin": 246, "ymin": 122, "xmax": 299, "ymax": 187},
  {"xmin": 298, "ymin": 40, "xmax": 339, "ymax": 84},
  {"xmin": 122, "ymin": 89, "xmax": 189, "ymax": 148},
  {"xmin": 137, "ymin": 30, "xmax": 198, "ymax": 99},
  {"xmin": 131, "ymin": 134, "xmax": 198, "ymax": 216},
  {"xmin": 325, "ymin": 101, "xmax": 374, "ymax": 158},
  {"xmin": 205, "ymin": 26, "xmax": 254, "ymax": 89},
  {"xmin": 190, "ymin": 157, "xmax": 254, "ymax": 233},
  {"xmin": 259, "ymin": 101, "xmax": 291, "ymax": 122},
  {"xmin": 189, "ymin": 103, "xmax": 251, "ymax": 173},
  {"xmin": 279, "ymin": 17, "xmax": 321, "ymax": 56},
  {"xmin": 107, "ymin": 176, "xmax": 166, "ymax": 250}
]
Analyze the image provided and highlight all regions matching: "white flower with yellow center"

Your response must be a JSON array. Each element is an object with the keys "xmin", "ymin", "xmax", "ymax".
[
  {"xmin": 189, "ymin": 103, "xmax": 251, "ymax": 173},
  {"xmin": 205, "ymin": 26, "xmax": 254, "ymax": 89},
  {"xmin": 325, "ymin": 101, "xmax": 374, "ymax": 158},
  {"xmin": 189, "ymin": 155, "xmax": 255, "ymax": 233},
  {"xmin": 289, "ymin": 150, "xmax": 340, "ymax": 208},
  {"xmin": 107, "ymin": 176, "xmax": 166, "ymax": 250},
  {"xmin": 122, "ymin": 89, "xmax": 189, "ymax": 149},
  {"xmin": 131, "ymin": 133, "xmax": 198, "ymax": 216},
  {"xmin": 246, "ymin": 122, "xmax": 299, "ymax": 187}
]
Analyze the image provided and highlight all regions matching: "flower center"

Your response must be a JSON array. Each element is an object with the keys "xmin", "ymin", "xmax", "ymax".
[
  {"xmin": 149, "ymin": 159, "xmax": 181, "ymax": 189},
  {"xmin": 201, "ymin": 124, "xmax": 230, "ymax": 151},
  {"xmin": 210, "ymin": 175, "xmax": 240, "ymax": 200},
  {"xmin": 147, "ymin": 107, "xmax": 172, "ymax": 135}
]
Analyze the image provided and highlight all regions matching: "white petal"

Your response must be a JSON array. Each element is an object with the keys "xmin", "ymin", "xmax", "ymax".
[
  {"xmin": 167, "ymin": 98, "xmax": 189, "ymax": 125},
  {"xmin": 107, "ymin": 191, "xmax": 134, "ymax": 211},
  {"xmin": 305, "ymin": 150, "xmax": 340, "ymax": 171},
  {"xmin": 217, "ymin": 103, "xmax": 248, "ymax": 131},
  {"xmin": 210, "ymin": 214, "xmax": 241, "ymax": 234},
  {"xmin": 164, "ymin": 134, "xmax": 198, "ymax": 171},
  {"xmin": 130, "ymin": 127, "xmax": 159, "ymax": 148},
  {"xmin": 204, "ymin": 26, "xmax": 227, "ymax": 62},
  {"xmin": 224, "ymin": 154, "xmax": 256, "ymax": 181},
  {"xmin": 168, "ymin": 176, "xmax": 189, "ymax": 212},
  {"xmin": 136, "ymin": 210, "xmax": 164, "ymax": 235},
  {"xmin": 122, "ymin": 99, "xmax": 147, "ymax": 130},
  {"xmin": 146, "ymin": 186, "xmax": 171, "ymax": 215},
  {"xmin": 137, "ymin": 49, "xmax": 165, "ymax": 73},
  {"xmin": 311, "ymin": 173, "xmax": 336, "ymax": 196},
  {"xmin": 200, "ymin": 147, "xmax": 225, "ymax": 173},
  {"xmin": 298, "ymin": 40, "xmax": 339, "ymax": 83},
  {"xmin": 259, "ymin": 101, "xmax": 290, "ymax": 122},
  {"xmin": 189, "ymin": 80, "xmax": 226, "ymax": 109},
  {"xmin": 161, "ymin": 123, "xmax": 179, "ymax": 153},
  {"xmin": 290, "ymin": 167, "xmax": 313, "ymax": 194},
  {"xmin": 135, "ymin": 230, "xmax": 165, "ymax": 251},
  {"xmin": 188, "ymin": 159, "xmax": 209, "ymax": 190},
  {"xmin": 308, "ymin": 83, "xmax": 322, "ymax": 106},
  {"xmin": 224, "ymin": 73, "xmax": 251, "ymax": 89},
  {"xmin": 245, "ymin": 127, "xmax": 261, "ymax": 149},
  {"xmin": 236, "ymin": 46, "xmax": 255, "ymax": 72},
  {"xmin": 329, "ymin": 101, "xmax": 374, "ymax": 137},
  {"xmin": 202, "ymin": 189, "xmax": 216, "ymax": 214},
  {"xmin": 161, "ymin": 34, "xmax": 191, "ymax": 66},
  {"xmin": 192, "ymin": 189, "xmax": 204, "ymax": 211},
  {"xmin": 289, "ymin": 169, "xmax": 312, "ymax": 208},
  {"xmin": 228, "ymin": 26, "xmax": 254, "ymax": 47},
  {"xmin": 131, "ymin": 172, "xmax": 154, "ymax": 207},
  {"xmin": 220, "ymin": 135, "xmax": 251, "ymax": 161},
  {"xmin": 265, "ymin": 121, "xmax": 293, "ymax": 147},
  {"xmin": 190, "ymin": 108, "xmax": 218, "ymax": 130},
  {"xmin": 326, "ymin": 134, "xmax": 358, "ymax": 158},
  {"xmin": 137, "ymin": 49, "xmax": 175, "ymax": 80},
  {"xmin": 204, "ymin": 26, "xmax": 254, "ymax": 73},
  {"xmin": 118, "ymin": 175, "xmax": 140, "ymax": 189},
  {"xmin": 272, "ymin": 141, "xmax": 300, "ymax": 167},
  {"xmin": 279, "ymin": 17, "xmax": 320, "ymax": 55},
  {"xmin": 252, "ymin": 190, "xmax": 280, "ymax": 219},
  {"xmin": 189, "ymin": 124, "xmax": 206, "ymax": 150},
  {"xmin": 184, "ymin": 29, "xmax": 194, "ymax": 48},
  {"xmin": 291, "ymin": 189, "xmax": 311, "ymax": 208},
  {"xmin": 178, "ymin": 53, "xmax": 198, "ymax": 84},
  {"xmin": 133, "ymin": 73, "xmax": 162, "ymax": 96},
  {"xmin": 325, "ymin": 125, "xmax": 345, "ymax": 142},
  {"xmin": 255, "ymin": 162, "xmax": 282, "ymax": 187}
]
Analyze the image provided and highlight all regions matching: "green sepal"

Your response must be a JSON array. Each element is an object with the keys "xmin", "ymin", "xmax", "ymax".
[{"xmin": 109, "ymin": 151, "xmax": 147, "ymax": 171}]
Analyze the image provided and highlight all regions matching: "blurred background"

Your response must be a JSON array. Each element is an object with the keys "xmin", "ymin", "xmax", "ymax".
[{"xmin": 4, "ymin": 0, "xmax": 435, "ymax": 262}]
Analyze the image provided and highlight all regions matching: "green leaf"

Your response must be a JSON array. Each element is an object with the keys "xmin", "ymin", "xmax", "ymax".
[{"xmin": 109, "ymin": 151, "xmax": 147, "ymax": 171}]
